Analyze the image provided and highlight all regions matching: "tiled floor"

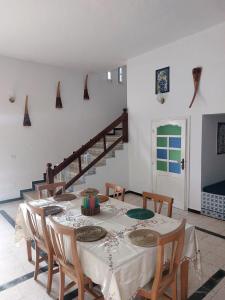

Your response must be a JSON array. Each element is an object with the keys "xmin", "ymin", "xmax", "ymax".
[{"xmin": 0, "ymin": 193, "xmax": 225, "ymax": 300}]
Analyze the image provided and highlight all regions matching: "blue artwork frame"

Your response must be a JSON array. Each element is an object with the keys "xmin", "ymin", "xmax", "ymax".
[{"xmin": 155, "ymin": 66, "xmax": 170, "ymax": 94}]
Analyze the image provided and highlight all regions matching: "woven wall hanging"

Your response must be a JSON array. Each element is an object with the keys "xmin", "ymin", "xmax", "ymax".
[
  {"xmin": 56, "ymin": 81, "xmax": 63, "ymax": 108},
  {"xmin": 83, "ymin": 74, "xmax": 90, "ymax": 100},
  {"xmin": 23, "ymin": 95, "xmax": 31, "ymax": 126}
]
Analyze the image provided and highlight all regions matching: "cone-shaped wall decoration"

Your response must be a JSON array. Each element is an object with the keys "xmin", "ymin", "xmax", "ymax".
[
  {"xmin": 23, "ymin": 95, "xmax": 31, "ymax": 126},
  {"xmin": 189, "ymin": 67, "xmax": 202, "ymax": 108},
  {"xmin": 83, "ymin": 74, "xmax": 90, "ymax": 100},
  {"xmin": 56, "ymin": 81, "xmax": 63, "ymax": 108}
]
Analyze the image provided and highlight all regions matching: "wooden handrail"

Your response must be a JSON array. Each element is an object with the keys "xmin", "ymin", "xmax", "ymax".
[{"xmin": 46, "ymin": 109, "xmax": 128, "ymax": 188}]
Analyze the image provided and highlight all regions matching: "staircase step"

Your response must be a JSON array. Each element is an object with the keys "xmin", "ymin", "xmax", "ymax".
[
  {"xmin": 73, "ymin": 177, "xmax": 86, "ymax": 185},
  {"xmin": 86, "ymin": 167, "xmax": 96, "ymax": 175},
  {"xmin": 68, "ymin": 163, "xmax": 96, "ymax": 173},
  {"xmin": 33, "ymin": 181, "xmax": 46, "ymax": 190},
  {"xmin": 107, "ymin": 128, "xmax": 122, "ymax": 136},
  {"xmin": 66, "ymin": 167, "xmax": 96, "ymax": 178},
  {"xmin": 69, "ymin": 158, "xmax": 106, "ymax": 173},
  {"xmin": 88, "ymin": 148, "xmax": 115, "ymax": 158},
  {"xmin": 95, "ymin": 158, "xmax": 106, "ymax": 167},
  {"xmin": 69, "ymin": 161, "xmax": 79, "ymax": 170},
  {"xmin": 93, "ymin": 141, "xmax": 123, "ymax": 149},
  {"xmin": 105, "ymin": 135, "xmax": 122, "ymax": 142},
  {"xmin": 114, "ymin": 128, "xmax": 123, "ymax": 136},
  {"xmin": 24, "ymin": 177, "xmax": 86, "ymax": 200},
  {"xmin": 23, "ymin": 190, "xmax": 39, "ymax": 201}
]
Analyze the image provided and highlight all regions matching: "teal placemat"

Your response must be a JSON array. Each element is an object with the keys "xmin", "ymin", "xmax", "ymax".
[{"xmin": 126, "ymin": 208, "xmax": 155, "ymax": 220}]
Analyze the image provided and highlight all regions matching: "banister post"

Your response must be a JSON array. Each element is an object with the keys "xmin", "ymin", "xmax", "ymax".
[
  {"xmin": 122, "ymin": 108, "xmax": 128, "ymax": 143},
  {"xmin": 46, "ymin": 163, "xmax": 54, "ymax": 184},
  {"xmin": 103, "ymin": 135, "xmax": 107, "ymax": 151}
]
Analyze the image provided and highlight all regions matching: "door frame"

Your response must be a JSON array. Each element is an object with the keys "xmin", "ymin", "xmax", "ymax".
[{"xmin": 151, "ymin": 117, "xmax": 190, "ymax": 210}]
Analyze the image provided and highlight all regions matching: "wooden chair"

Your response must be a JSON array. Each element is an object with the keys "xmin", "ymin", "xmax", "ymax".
[
  {"xmin": 26, "ymin": 202, "xmax": 58, "ymax": 294},
  {"xmin": 48, "ymin": 217, "xmax": 103, "ymax": 300},
  {"xmin": 26, "ymin": 182, "xmax": 66, "ymax": 262},
  {"xmin": 37, "ymin": 182, "xmax": 66, "ymax": 199},
  {"xmin": 143, "ymin": 192, "xmax": 174, "ymax": 218},
  {"xmin": 105, "ymin": 182, "xmax": 125, "ymax": 201},
  {"xmin": 137, "ymin": 219, "xmax": 186, "ymax": 300}
]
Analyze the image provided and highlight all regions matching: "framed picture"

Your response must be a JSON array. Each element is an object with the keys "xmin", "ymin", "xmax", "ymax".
[
  {"xmin": 217, "ymin": 122, "xmax": 225, "ymax": 154},
  {"xmin": 155, "ymin": 67, "xmax": 170, "ymax": 94}
]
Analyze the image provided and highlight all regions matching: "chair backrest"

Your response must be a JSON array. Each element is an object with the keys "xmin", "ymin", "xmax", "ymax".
[
  {"xmin": 37, "ymin": 182, "xmax": 66, "ymax": 199},
  {"xmin": 152, "ymin": 219, "xmax": 186, "ymax": 298},
  {"xmin": 142, "ymin": 192, "xmax": 173, "ymax": 217},
  {"xmin": 48, "ymin": 216, "xmax": 84, "ymax": 285},
  {"xmin": 26, "ymin": 202, "xmax": 52, "ymax": 252},
  {"xmin": 105, "ymin": 182, "xmax": 125, "ymax": 201}
]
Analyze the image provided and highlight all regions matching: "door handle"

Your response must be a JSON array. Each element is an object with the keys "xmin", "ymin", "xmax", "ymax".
[
  {"xmin": 177, "ymin": 159, "xmax": 185, "ymax": 170},
  {"xmin": 181, "ymin": 158, "xmax": 184, "ymax": 170}
]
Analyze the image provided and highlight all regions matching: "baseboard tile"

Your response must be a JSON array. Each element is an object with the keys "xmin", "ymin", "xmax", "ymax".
[
  {"xmin": 0, "ymin": 179, "xmax": 45, "ymax": 205},
  {"xmin": 125, "ymin": 190, "xmax": 142, "ymax": 196},
  {"xmin": 0, "ymin": 197, "xmax": 22, "ymax": 204},
  {"xmin": 188, "ymin": 208, "xmax": 201, "ymax": 214}
]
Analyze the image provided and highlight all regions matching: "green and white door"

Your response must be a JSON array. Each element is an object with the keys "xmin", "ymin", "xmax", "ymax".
[{"xmin": 152, "ymin": 120, "xmax": 187, "ymax": 210}]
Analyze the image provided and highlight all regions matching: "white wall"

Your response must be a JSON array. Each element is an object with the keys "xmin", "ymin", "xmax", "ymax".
[
  {"xmin": 202, "ymin": 114, "xmax": 225, "ymax": 188},
  {"xmin": 127, "ymin": 22, "xmax": 225, "ymax": 210},
  {"xmin": 0, "ymin": 56, "xmax": 126, "ymax": 201}
]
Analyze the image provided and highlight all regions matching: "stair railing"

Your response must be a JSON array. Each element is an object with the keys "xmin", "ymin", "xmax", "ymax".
[{"xmin": 46, "ymin": 108, "xmax": 128, "ymax": 190}]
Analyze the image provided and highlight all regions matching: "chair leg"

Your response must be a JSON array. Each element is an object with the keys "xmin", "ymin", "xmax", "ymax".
[
  {"xmin": 171, "ymin": 277, "xmax": 177, "ymax": 300},
  {"xmin": 78, "ymin": 281, "xmax": 85, "ymax": 300},
  {"xmin": 47, "ymin": 254, "xmax": 53, "ymax": 294},
  {"xmin": 180, "ymin": 259, "xmax": 189, "ymax": 300},
  {"xmin": 26, "ymin": 239, "xmax": 32, "ymax": 262},
  {"xmin": 59, "ymin": 267, "xmax": 65, "ymax": 300},
  {"xmin": 34, "ymin": 244, "xmax": 40, "ymax": 280}
]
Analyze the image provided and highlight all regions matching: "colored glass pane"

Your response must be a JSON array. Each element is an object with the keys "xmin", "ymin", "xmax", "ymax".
[
  {"xmin": 157, "ymin": 149, "xmax": 167, "ymax": 159},
  {"xmin": 169, "ymin": 162, "xmax": 181, "ymax": 174},
  {"xmin": 157, "ymin": 137, "xmax": 167, "ymax": 147},
  {"xmin": 169, "ymin": 150, "xmax": 181, "ymax": 161},
  {"xmin": 169, "ymin": 137, "xmax": 181, "ymax": 148},
  {"xmin": 157, "ymin": 160, "xmax": 167, "ymax": 171},
  {"xmin": 157, "ymin": 124, "xmax": 181, "ymax": 136}
]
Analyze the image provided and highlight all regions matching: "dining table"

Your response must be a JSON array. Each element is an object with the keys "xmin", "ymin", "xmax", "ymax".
[{"xmin": 15, "ymin": 193, "xmax": 200, "ymax": 300}]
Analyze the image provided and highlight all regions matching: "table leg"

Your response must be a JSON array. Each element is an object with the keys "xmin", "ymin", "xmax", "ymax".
[
  {"xmin": 180, "ymin": 259, "xmax": 189, "ymax": 300},
  {"xmin": 26, "ymin": 239, "xmax": 32, "ymax": 262}
]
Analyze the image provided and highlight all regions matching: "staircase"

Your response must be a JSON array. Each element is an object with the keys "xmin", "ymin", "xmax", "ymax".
[
  {"xmin": 55, "ymin": 130, "xmax": 124, "ymax": 188},
  {"xmin": 23, "ymin": 109, "xmax": 128, "ymax": 201}
]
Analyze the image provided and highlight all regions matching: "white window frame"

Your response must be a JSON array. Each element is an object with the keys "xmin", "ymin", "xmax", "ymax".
[
  {"xmin": 118, "ymin": 67, "xmax": 123, "ymax": 83},
  {"xmin": 107, "ymin": 71, "xmax": 112, "ymax": 81}
]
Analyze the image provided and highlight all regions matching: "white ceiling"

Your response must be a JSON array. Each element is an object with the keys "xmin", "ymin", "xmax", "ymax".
[{"xmin": 0, "ymin": 0, "xmax": 225, "ymax": 71}]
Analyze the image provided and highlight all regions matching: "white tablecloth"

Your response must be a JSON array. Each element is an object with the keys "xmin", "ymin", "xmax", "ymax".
[{"xmin": 15, "ymin": 196, "xmax": 199, "ymax": 300}]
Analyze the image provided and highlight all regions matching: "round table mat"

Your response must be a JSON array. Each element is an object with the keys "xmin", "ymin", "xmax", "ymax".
[
  {"xmin": 128, "ymin": 229, "xmax": 159, "ymax": 247},
  {"xmin": 76, "ymin": 226, "xmax": 107, "ymax": 242},
  {"xmin": 43, "ymin": 205, "xmax": 63, "ymax": 216},
  {"xmin": 126, "ymin": 208, "xmax": 155, "ymax": 220},
  {"xmin": 97, "ymin": 194, "xmax": 109, "ymax": 203},
  {"xmin": 53, "ymin": 193, "xmax": 77, "ymax": 202}
]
